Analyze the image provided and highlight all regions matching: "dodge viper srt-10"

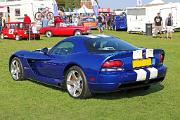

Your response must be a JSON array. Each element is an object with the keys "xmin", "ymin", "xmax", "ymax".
[{"xmin": 9, "ymin": 35, "xmax": 167, "ymax": 98}]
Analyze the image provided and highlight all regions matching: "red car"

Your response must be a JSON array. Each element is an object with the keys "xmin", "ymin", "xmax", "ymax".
[
  {"xmin": 39, "ymin": 23, "xmax": 91, "ymax": 37},
  {"xmin": 1, "ymin": 22, "xmax": 40, "ymax": 41}
]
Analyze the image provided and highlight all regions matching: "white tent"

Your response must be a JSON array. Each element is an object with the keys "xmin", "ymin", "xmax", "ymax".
[
  {"xmin": 77, "ymin": 4, "xmax": 93, "ymax": 14},
  {"xmin": 148, "ymin": 0, "xmax": 165, "ymax": 5}
]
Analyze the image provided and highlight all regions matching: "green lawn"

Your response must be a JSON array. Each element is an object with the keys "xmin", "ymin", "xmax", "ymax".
[{"xmin": 0, "ymin": 31, "xmax": 180, "ymax": 120}]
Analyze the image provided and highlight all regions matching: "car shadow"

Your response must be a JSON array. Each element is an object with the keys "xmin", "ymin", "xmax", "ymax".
[
  {"xmin": 93, "ymin": 83, "xmax": 164, "ymax": 100},
  {"xmin": 28, "ymin": 79, "xmax": 164, "ymax": 99},
  {"xmin": 28, "ymin": 79, "xmax": 66, "ymax": 93}
]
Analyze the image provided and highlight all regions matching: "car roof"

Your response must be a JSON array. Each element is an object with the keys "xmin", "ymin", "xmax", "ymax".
[
  {"xmin": 60, "ymin": 35, "xmax": 114, "ymax": 53},
  {"xmin": 65, "ymin": 34, "xmax": 114, "ymax": 42}
]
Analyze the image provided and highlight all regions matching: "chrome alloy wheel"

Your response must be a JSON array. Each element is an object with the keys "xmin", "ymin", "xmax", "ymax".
[
  {"xmin": 10, "ymin": 59, "xmax": 21, "ymax": 80},
  {"xmin": 66, "ymin": 70, "xmax": 83, "ymax": 97},
  {"xmin": 46, "ymin": 31, "xmax": 52, "ymax": 38}
]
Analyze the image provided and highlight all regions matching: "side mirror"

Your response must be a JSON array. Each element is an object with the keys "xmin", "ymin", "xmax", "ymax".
[{"xmin": 41, "ymin": 47, "xmax": 48, "ymax": 55}]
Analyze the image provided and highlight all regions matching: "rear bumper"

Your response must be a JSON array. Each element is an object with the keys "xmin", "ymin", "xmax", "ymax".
[{"xmin": 88, "ymin": 65, "xmax": 167, "ymax": 93}]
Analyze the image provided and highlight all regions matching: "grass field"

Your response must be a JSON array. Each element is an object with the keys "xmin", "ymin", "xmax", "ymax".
[{"xmin": 0, "ymin": 31, "xmax": 180, "ymax": 120}]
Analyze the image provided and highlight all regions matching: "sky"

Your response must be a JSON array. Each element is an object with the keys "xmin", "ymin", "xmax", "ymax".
[{"xmin": 98, "ymin": 0, "xmax": 180, "ymax": 9}]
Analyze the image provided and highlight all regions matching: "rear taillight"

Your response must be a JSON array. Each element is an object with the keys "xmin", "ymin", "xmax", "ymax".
[
  {"xmin": 102, "ymin": 60, "xmax": 123, "ymax": 68},
  {"xmin": 160, "ymin": 54, "xmax": 164, "ymax": 63}
]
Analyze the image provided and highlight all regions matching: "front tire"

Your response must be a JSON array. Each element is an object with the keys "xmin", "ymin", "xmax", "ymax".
[
  {"xmin": 10, "ymin": 57, "xmax": 25, "ymax": 81},
  {"xmin": 46, "ymin": 31, "xmax": 53, "ymax": 38},
  {"xmin": 74, "ymin": 30, "xmax": 82, "ymax": 36},
  {"xmin": 65, "ymin": 66, "xmax": 92, "ymax": 99}
]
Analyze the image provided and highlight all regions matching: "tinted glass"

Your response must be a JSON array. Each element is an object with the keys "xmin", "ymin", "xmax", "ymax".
[
  {"xmin": 50, "ymin": 42, "xmax": 74, "ymax": 55},
  {"xmin": 85, "ymin": 37, "xmax": 138, "ymax": 52}
]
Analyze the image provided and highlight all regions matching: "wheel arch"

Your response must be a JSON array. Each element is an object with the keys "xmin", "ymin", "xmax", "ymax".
[
  {"xmin": 73, "ymin": 29, "xmax": 82, "ymax": 34},
  {"xmin": 63, "ymin": 63, "xmax": 84, "ymax": 76}
]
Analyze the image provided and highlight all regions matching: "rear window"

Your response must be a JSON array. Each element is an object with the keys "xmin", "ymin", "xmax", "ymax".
[{"xmin": 85, "ymin": 37, "xmax": 138, "ymax": 52}]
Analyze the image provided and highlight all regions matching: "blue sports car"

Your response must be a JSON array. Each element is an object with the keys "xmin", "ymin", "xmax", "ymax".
[{"xmin": 9, "ymin": 35, "xmax": 167, "ymax": 98}]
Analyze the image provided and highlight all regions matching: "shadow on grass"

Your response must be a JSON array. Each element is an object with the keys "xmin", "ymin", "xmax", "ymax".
[
  {"xmin": 93, "ymin": 83, "xmax": 164, "ymax": 100},
  {"xmin": 27, "ymin": 79, "xmax": 164, "ymax": 99},
  {"xmin": 28, "ymin": 79, "xmax": 66, "ymax": 93}
]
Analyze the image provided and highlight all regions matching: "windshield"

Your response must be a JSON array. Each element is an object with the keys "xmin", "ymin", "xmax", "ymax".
[{"xmin": 85, "ymin": 37, "xmax": 138, "ymax": 52}]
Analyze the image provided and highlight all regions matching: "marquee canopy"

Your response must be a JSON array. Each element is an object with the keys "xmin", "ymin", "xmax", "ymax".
[{"xmin": 77, "ymin": 4, "xmax": 93, "ymax": 14}]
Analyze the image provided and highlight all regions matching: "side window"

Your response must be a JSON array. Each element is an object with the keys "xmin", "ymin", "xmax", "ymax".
[{"xmin": 51, "ymin": 42, "xmax": 74, "ymax": 55}]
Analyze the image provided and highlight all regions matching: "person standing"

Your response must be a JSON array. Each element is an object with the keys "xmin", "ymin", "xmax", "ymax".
[
  {"xmin": 165, "ymin": 13, "xmax": 173, "ymax": 39},
  {"xmin": 0, "ymin": 15, "xmax": 3, "ymax": 34},
  {"xmin": 153, "ymin": 12, "xmax": 163, "ymax": 38},
  {"xmin": 97, "ymin": 14, "xmax": 103, "ymax": 33},
  {"xmin": 23, "ymin": 14, "xmax": 31, "ymax": 23},
  {"xmin": 41, "ymin": 16, "xmax": 49, "ymax": 27},
  {"xmin": 23, "ymin": 14, "xmax": 31, "ymax": 28}
]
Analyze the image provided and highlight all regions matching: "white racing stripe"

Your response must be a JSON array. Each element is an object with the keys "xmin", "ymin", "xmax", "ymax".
[
  {"xmin": 147, "ymin": 67, "xmax": 158, "ymax": 79},
  {"xmin": 97, "ymin": 34, "xmax": 111, "ymax": 38},
  {"xmin": 146, "ymin": 49, "xmax": 154, "ymax": 58},
  {"xmin": 133, "ymin": 50, "xmax": 143, "ymax": 60},
  {"xmin": 134, "ymin": 69, "xmax": 147, "ymax": 81},
  {"xmin": 86, "ymin": 35, "xmax": 99, "ymax": 38}
]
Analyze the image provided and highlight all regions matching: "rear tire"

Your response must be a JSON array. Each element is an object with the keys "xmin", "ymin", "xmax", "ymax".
[
  {"xmin": 35, "ymin": 12, "xmax": 42, "ymax": 21},
  {"xmin": 10, "ymin": 57, "xmax": 25, "ymax": 81},
  {"xmin": 1, "ymin": 34, "xmax": 4, "ymax": 39},
  {"xmin": 46, "ymin": 31, "xmax": 53, "ymax": 38},
  {"xmin": 15, "ymin": 35, "xmax": 21, "ymax": 41},
  {"xmin": 74, "ymin": 30, "xmax": 82, "ymax": 36},
  {"xmin": 65, "ymin": 66, "xmax": 92, "ymax": 99}
]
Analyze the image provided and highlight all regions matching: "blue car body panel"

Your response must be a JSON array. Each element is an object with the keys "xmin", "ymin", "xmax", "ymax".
[{"xmin": 9, "ymin": 35, "xmax": 167, "ymax": 93}]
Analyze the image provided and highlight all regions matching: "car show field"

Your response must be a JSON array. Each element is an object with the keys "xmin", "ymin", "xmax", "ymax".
[{"xmin": 0, "ymin": 30, "xmax": 179, "ymax": 119}]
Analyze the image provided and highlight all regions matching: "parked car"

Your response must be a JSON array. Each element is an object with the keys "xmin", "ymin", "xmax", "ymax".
[
  {"xmin": 82, "ymin": 18, "xmax": 97, "ymax": 29},
  {"xmin": 9, "ymin": 35, "xmax": 167, "ymax": 98},
  {"xmin": 39, "ymin": 23, "xmax": 91, "ymax": 37},
  {"xmin": 112, "ymin": 14, "xmax": 127, "ymax": 31},
  {"xmin": 1, "ymin": 22, "xmax": 40, "ymax": 40}
]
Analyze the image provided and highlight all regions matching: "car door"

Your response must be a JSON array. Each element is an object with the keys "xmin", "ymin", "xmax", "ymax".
[
  {"xmin": 34, "ymin": 41, "xmax": 75, "ymax": 81},
  {"xmin": 54, "ymin": 25, "xmax": 69, "ymax": 36}
]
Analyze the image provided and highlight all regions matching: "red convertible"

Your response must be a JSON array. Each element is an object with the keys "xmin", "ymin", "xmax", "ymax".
[
  {"xmin": 1, "ymin": 22, "xmax": 40, "ymax": 40},
  {"xmin": 39, "ymin": 23, "xmax": 91, "ymax": 37}
]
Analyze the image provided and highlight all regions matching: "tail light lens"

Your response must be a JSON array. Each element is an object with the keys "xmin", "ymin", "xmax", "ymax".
[
  {"xmin": 160, "ymin": 54, "xmax": 165, "ymax": 63},
  {"xmin": 102, "ymin": 60, "xmax": 123, "ymax": 68}
]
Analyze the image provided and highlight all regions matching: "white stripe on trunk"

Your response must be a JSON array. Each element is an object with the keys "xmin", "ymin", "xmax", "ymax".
[
  {"xmin": 134, "ymin": 69, "xmax": 147, "ymax": 81},
  {"xmin": 147, "ymin": 67, "xmax": 158, "ymax": 79},
  {"xmin": 146, "ymin": 49, "xmax": 154, "ymax": 58},
  {"xmin": 133, "ymin": 50, "xmax": 143, "ymax": 59}
]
